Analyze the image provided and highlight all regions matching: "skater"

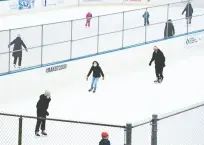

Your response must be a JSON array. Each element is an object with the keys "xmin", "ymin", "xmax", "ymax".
[
  {"xmin": 182, "ymin": 2, "xmax": 194, "ymax": 25},
  {"xmin": 35, "ymin": 90, "xmax": 51, "ymax": 136},
  {"xmin": 149, "ymin": 46, "xmax": 165, "ymax": 83},
  {"xmin": 85, "ymin": 12, "xmax": 92, "ymax": 28},
  {"xmin": 87, "ymin": 61, "xmax": 104, "ymax": 93},
  {"xmin": 142, "ymin": 10, "xmax": 150, "ymax": 26},
  {"xmin": 99, "ymin": 132, "xmax": 111, "ymax": 145},
  {"xmin": 164, "ymin": 19, "xmax": 175, "ymax": 38},
  {"xmin": 8, "ymin": 34, "xmax": 28, "ymax": 68}
]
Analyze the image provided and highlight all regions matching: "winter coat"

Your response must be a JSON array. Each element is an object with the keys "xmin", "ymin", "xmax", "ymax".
[
  {"xmin": 149, "ymin": 49, "xmax": 165, "ymax": 67},
  {"xmin": 87, "ymin": 61, "xmax": 104, "ymax": 78},
  {"xmin": 143, "ymin": 11, "xmax": 149, "ymax": 20},
  {"xmin": 182, "ymin": 3, "xmax": 193, "ymax": 18},
  {"xmin": 10, "ymin": 37, "xmax": 27, "ymax": 58},
  {"xmin": 36, "ymin": 94, "xmax": 51, "ymax": 117},
  {"xmin": 99, "ymin": 139, "xmax": 111, "ymax": 145},
  {"xmin": 86, "ymin": 12, "xmax": 92, "ymax": 21},
  {"xmin": 164, "ymin": 21, "xmax": 175, "ymax": 38}
]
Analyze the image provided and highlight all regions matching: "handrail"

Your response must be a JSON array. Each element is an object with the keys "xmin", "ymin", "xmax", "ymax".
[
  {"xmin": 0, "ymin": 112, "xmax": 126, "ymax": 128},
  {"xmin": 0, "ymin": 0, "xmax": 193, "ymax": 32}
]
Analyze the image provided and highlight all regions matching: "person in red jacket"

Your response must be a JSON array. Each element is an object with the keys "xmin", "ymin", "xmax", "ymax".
[{"xmin": 85, "ymin": 12, "xmax": 92, "ymax": 28}]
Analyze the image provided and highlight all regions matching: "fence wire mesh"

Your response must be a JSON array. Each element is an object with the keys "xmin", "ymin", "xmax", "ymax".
[
  {"xmin": 0, "ymin": 115, "xmax": 19, "ymax": 145},
  {"xmin": 1, "ymin": 102, "xmax": 204, "ymax": 144},
  {"xmin": 22, "ymin": 117, "xmax": 125, "ymax": 145},
  {"xmin": 157, "ymin": 105, "xmax": 204, "ymax": 145},
  {"xmin": 132, "ymin": 122, "xmax": 151, "ymax": 145}
]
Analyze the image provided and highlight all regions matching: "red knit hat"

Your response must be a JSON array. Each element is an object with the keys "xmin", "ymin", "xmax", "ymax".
[{"xmin": 101, "ymin": 132, "xmax": 108, "ymax": 138}]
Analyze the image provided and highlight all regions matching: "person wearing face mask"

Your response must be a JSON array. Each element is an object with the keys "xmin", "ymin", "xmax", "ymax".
[
  {"xmin": 35, "ymin": 90, "xmax": 51, "ymax": 136},
  {"xmin": 149, "ymin": 46, "xmax": 166, "ymax": 83},
  {"xmin": 87, "ymin": 61, "xmax": 104, "ymax": 93}
]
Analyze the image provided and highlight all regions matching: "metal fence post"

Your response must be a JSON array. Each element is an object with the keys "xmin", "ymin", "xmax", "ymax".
[
  {"xmin": 122, "ymin": 12, "xmax": 125, "ymax": 48},
  {"xmin": 70, "ymin": 20, "xmax": 73, "ymax": 59},
  {"xmin": 187, "ymin": 1, "xmax": 189, "ymax": 34},
  {"xmin": 151, "ymin": 114, "xmax": 158, "ymax": 145},
  {"xmin": 41, "ymin": 25, "xmax": 44, "ymax": 66},
  {"xmin": 126, "ymin": 123, "xmax": 132, "ymax": 145},
  {"xmin": 8, "ymin": 29, "xmax": 11, "ymax": 72},
  {"xmin": 145, "ymin": 8, "xmax": 147, "ymax": 43},
  {"xmin": 166, "ymin": 4, "xmax": 169, "ymax": 38},
  {"xmin": 97, "ymin": 16, "xmax": 100, "ymax": 54},
  {"xmin": 18, "ymin": 116, "xmax": 23, "ymax": 145}
]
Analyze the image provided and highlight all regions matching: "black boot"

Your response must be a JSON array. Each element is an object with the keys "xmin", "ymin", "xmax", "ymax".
[
  {"xmin": 41, "ymin": 131, "xmax": 47, "ymax": 136},
  {"xmin": 154, "ymin": 78, "xmax": 159, "ymax": 83},
  {"xmin": 93, "ymin": 88, "xmax": 96, "ymax": 93},
  {"xmin": 35, "ymin": 132, "xmax": 40, "ymax": 136},
  {"xmin": 88, "ymin": 88, "xmax": 93, "ymax": 92}
]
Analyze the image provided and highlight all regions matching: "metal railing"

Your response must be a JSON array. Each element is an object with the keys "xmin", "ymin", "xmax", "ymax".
[
  {"xmin": 131, "ymin": 101, "xmax": 204, "ymax": 145},
  {"xmin": 0, "ymin": 0, "xmax": 203, "ymax": 75},
  {"xmin": 0, "ymin": 112, "xmax": 126, "ymax": 145},
  {"xmin": 1, "ymin": 101, "xmax": 204, "ymax": 144}
]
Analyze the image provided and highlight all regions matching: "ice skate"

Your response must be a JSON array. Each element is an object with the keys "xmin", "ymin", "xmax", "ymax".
[
  {"xmin": 88, "ymin": 88, "xmax": 93, "ymax": 92},
  {"xmin": 93, "ymin": 89, "xmax": 96, "ymax": 93},
  {"xmin": 41, "ymin": 131, "xmax": 47, "ymax": 136},
  {"xmin": 35, "ymin": 132, "xmax": 40, "ymax": 136},
  {"xmin": 18, "ymin": 66, "xmax": 21, "ymax": 68},
  {"xmin": 154, "ymin": 79, "xmax": 159, "ymax": 83},
  {"xmin": 13, "ymin": 64, "xmax": 16, "ymax": 68},
  {"xmin": 159, "ymin": 77, "xmax": 163, "ymax": 83}
]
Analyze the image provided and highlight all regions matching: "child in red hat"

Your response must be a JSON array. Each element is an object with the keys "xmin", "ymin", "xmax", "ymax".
[{"xmin": 99, "ymin": 132, "xmax": 111, "ymax": 145}]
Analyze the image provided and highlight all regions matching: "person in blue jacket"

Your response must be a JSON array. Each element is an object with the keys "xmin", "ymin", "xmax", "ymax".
[
  {"xmin": 143, "ymin": 10, "xmax": 150, "ymax": 26},
  {"xmin": 87, "ymin": 61, "xmax": 104, "ymax": 93},
  {"xmin": 99, "ymin": 132, "xmax": 111, "ymax": 145}
]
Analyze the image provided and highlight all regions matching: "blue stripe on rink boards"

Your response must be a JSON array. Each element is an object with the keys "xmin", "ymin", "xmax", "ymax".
[{"xmin": 0, "ymin": 28, "xmax": 204, "ymax": 76}]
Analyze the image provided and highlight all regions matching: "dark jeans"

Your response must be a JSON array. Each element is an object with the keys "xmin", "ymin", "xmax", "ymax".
[
  {"xmin": 13, "ymin": 56, "xmax": 22, "ymax": 66},
  {"xmin": 35, "ymin": 114, "xmax": 46, "ymax": 132},
  {"xmin": 186, "ymin": 16, "xmax": 192, "ymax": 24},
  {"xmin": 155, "ymin": 66, "xmax": 164, "ymax": 80},
  {"xmin": 144, "ymin": 19, "xmax": 149, "ymax": 26}
]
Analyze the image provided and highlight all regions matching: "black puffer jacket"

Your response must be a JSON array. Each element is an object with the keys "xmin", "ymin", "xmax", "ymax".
[
  {"xmin": 182, "ymin": 3, "xmax": 193, "ymax": 17},
  {"xmin": 87, "ymin": 61, "xmax": 104, "ymax": 78},
  {"xmin": 10, "ymin": 37, "xmax": 27, "ymax": 57},
  {"xmin": 36, "ymin": 94, "xmax": 51, "ymax": 117},
  {"xmin": 164, "ymin": 20, "xmax": 175, "ymax": 38},
  {"xmin": 149, "ymin": 49, "xmax": 165, "ymax": 67}
]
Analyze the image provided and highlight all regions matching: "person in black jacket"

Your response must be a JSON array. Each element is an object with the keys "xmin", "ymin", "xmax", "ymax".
[
  {"xmin": 87, "ymin": 61, "xmax": 104, "ymax": 93},
  {"xmin": 35, "ymin": 90, "xmax": 51, "ymax": 136},
  {"xmin": 99, "ymin": 132, "xmax": 111, "ymax": 145},
  {"xmin": 149, "ymin": 46, "xmax": 165, "ymax": 83},
  {"xmin": 8, "ymin": 34, "xmax": 28, "ymax": 68},
  {"xmin": 182, "ymin": 2, "xmax": 194, "ymax": 25},
  {"xmin": 164, "ymin": 19, "xmax": 175, "ymax": 38}
]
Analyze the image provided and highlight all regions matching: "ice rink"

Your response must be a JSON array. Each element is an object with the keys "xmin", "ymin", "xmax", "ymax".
[{"xmin": 0, "ymin": 2, "xmax": 204, "ymax": 145}]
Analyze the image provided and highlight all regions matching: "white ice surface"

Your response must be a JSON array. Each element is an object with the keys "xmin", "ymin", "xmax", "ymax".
[{"xmin": 0, "ymin": 4, "xmax": 204, "ymax": 145}]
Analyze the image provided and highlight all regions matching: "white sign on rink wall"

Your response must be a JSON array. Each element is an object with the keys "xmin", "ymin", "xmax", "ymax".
[
  {"xmin": 80, "ymin": 0, "xmax": 149, "ymax": 5},
  {"xmin": 0, "ymin": 0, "xmax": 150, "ymax": 14},
  {"xmin": 184, "ymin": 32, "xmax": 204, "ymax": 48}
]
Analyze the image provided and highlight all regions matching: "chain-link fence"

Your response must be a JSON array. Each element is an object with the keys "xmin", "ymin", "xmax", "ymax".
[
  {"xmin": 0, "ymin": 113, "xmax": 126, "ymax": 145},
  {"xmin": 0, "ymin": 0, "xmax": 203, "ymax": 75},
  {"xmin": 1, "ymin": 101, "xmax": 204, "ymax": 145},
  {"xmin": 131, "ymin": 102, "xmax": 204, "ymax": 145}
]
